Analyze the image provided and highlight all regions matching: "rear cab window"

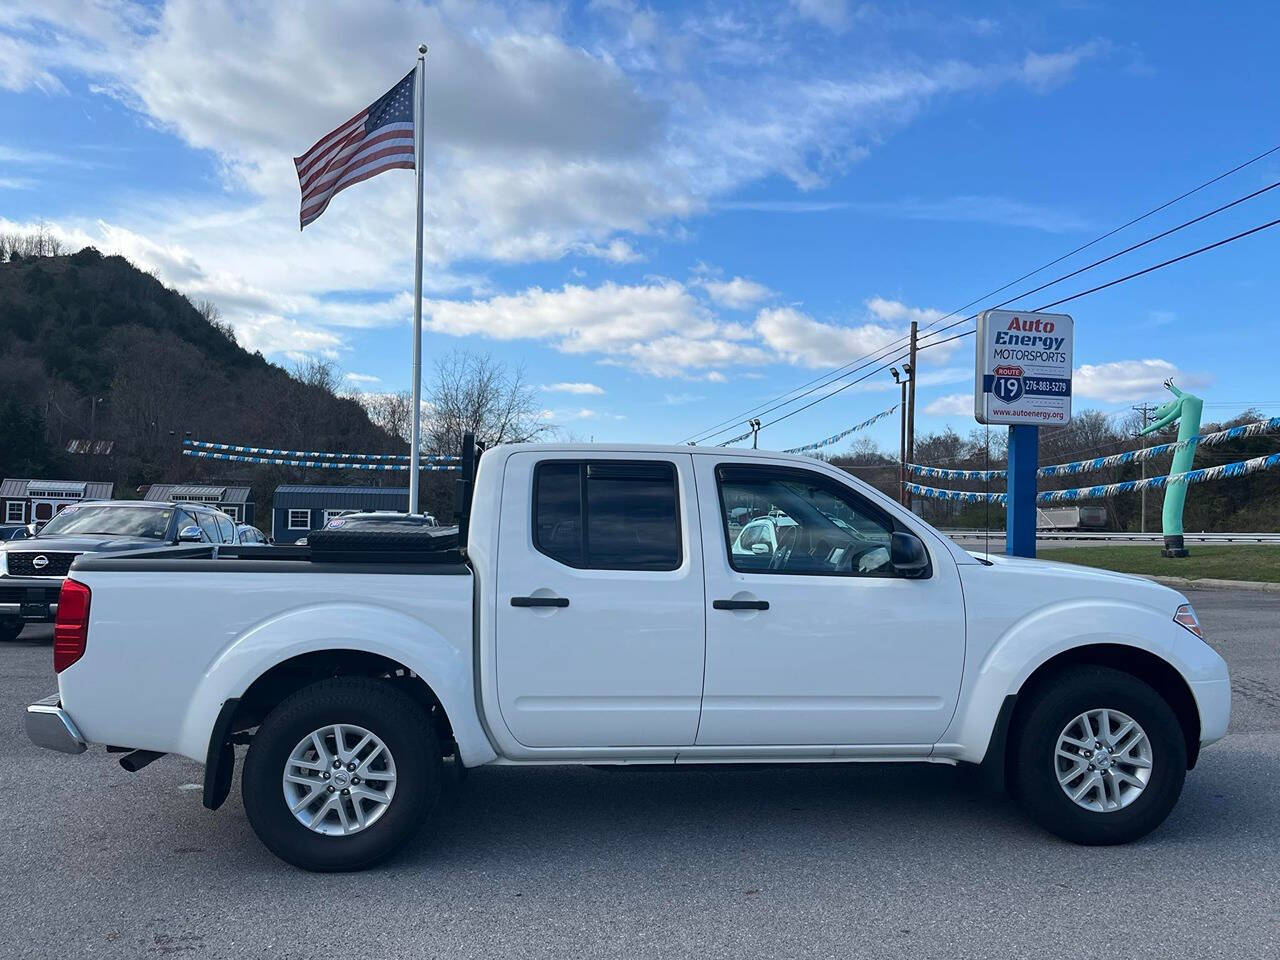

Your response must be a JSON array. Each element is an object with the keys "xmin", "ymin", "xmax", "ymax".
[{"xmin": 533, "ymin": 460, "xmax": 681, "ymax": 571}]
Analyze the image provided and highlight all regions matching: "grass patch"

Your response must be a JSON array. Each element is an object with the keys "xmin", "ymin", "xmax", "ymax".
[{"xmin": 1041, "ymin": 544, "xmax": 1280, "ymax": 583}]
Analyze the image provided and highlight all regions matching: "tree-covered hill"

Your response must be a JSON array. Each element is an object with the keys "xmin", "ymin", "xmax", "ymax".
[{"xmin": 0, "ymin": 246, "xmax": 408, "ymax": 519}]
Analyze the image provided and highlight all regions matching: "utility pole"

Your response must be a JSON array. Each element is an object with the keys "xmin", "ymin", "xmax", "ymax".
[
  {"xmin": 1132, "ymin": 402, "xmax": 1156, "ymax": 533},
  {"xmin": 905, "ymin": 320, "xmax": 918, "ymax": 511},
  {"xmin": 891, "ymin": 366, "xmax": 912, "ymax": 506}
]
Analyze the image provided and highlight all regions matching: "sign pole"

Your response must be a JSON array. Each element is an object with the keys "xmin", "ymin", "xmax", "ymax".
[
  {"xmin": 1006, "ymin": 424, "xmax": 1039, "ymax": 557},
  {"xmin": 407, "ymin": 44, "xmax": 427, "ymax": 515}
]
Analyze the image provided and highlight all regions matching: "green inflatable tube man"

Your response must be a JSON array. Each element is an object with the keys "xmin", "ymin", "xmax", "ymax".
[{"xmin": 1139, "ymin": 379, "xmax": 1203, "ymax": 558}]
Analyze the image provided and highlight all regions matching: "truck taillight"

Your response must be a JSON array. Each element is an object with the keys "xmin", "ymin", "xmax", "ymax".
[{"xmin": 54, "ymin": 580, "xmax": 90, "ymax": 673}]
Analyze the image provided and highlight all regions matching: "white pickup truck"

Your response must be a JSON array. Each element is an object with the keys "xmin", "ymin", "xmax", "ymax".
[{"xmin": 27, "ymin": 440, "xmax": 1230, "ymax": 871}]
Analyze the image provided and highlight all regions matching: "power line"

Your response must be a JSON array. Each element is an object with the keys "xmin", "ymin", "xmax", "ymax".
[
  {"xmin": 693, "ymin": 165, "xmax": 1280, "ymax": 444},
  {"xmin": 755, "ymin": 215, "xmax": 1280, "ymax": 439},
  {"xmin": 682, "ymin": 331, "xmax": 913, "ymax": 444},
  {"xmin": 682, "ymin": 142, "xmax": 1280, "ymax": 445},
  {"xmin": 1032, "ymin": 216, "xmax": 1280, "ymax": 312},
  {"xmin": 913, "ymin": 178, "xmax": 1280, "ymax": 352},
  {"xmin": 913, "ymin": 214, "xmax": 1280, "ymax": 357}
]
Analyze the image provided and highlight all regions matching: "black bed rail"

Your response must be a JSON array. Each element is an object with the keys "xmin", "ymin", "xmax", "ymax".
[{"xmin": 454, "ymin": 431, "xmax": 485, "ymax": 545}]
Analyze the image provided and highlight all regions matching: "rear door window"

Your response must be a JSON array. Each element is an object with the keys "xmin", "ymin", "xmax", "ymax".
[
  {"xmin": 216, "ymin": 514, "xmax": 236, "ymax": 543},
  {"xmin": 533, "ymin": 460, "xmax": 681, "ymax": 571},
  {"xmin": 197, "ymin": 512, "xmax": 223, "ymax": 543}
]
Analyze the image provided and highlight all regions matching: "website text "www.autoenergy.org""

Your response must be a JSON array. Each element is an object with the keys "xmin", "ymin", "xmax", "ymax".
[{"xmin": 992, "ymin": 408, "xmax": 1068, "ymax": 422}]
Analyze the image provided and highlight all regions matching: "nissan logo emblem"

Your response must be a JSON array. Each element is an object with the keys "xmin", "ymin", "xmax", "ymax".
[{"xmin": 32, "ymin": 555, "xmax": 49, "ymax": 570}]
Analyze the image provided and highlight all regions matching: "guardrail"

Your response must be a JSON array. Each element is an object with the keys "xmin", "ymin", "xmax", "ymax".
[{"xmin": 940, "ymin": 530, "xmax": 1280, "ymax": 543}]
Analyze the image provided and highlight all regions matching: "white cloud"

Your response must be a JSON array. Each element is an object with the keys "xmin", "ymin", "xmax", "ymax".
[
  {"xmin": 423, "ymin": 279, "xmax": 770, "ymax": 376},
  {"xmin": 790, "ymin": 0, "xmax": 851, "ymax": 32},
  {"xmin": 572, "ymin": 239, "xmax": 643, "ymax": 263},
  {"xmin": 0, "ymin": 2, "xmax": 1107, "ymax": 269},
  {"xmin": 234, "ymin": 314, "xmax": 346, "ymax": 360},
  {"xmin": 418, "ymin": 280, "xmax": 953, "ymax": 380},
  {"xmin": 0, "ymin": 2, "xmax": 1107, "ymax": 373},
  {"xmin": 924, "ymin": 393, "xmax": 972, "ymax": 416},
  {"xmin": 754, "ymin": 298, "xmax": 957, "ymax": 369},
  {"xmin": 755, "ymin": 307, "xmax": 897, "ymax": 369},
  {"xmin": 555, "ymin": 407, "xmax": 625, "ymax": 421},
  {"xmin": 1073, "ymin": 359, "xmax": 1211, "ymax": 402},
  {"xmin": 0, "ymin": 144, "xmax": 78, "ymax": 165},
  {"xmin": 542, "ymin": 382, "xmax": 605, "ymax": 395},
  {"xmin": 344, "ymin": 372, "xmax": 382, "ymax": 384},
  {"xmin": 663, "ymin": 392, "xmax": 705, "ymax": 405},
  {"xmin": 1022, "ymin": 40, "xmax": 1110, "ymax": 93},
  {"xmin": 701, "ymin": 276, "xmax": 773, "ymax": 309},
  {"xmin": 851, "ymin": 195, "xmax": 1091, "ymax": 232}
]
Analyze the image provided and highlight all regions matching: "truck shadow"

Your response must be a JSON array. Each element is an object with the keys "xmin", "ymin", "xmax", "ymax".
[
  {"xmin": 401, "ymin": 745, "xmax": 1276, "ymax": 870},
  {"xmin": 418, "ymin": 762, "xmax": 1023, "ymax": 865},
  {"xmin": 183, "ymin": 741, "xmax": 1275, "ymax": 875}
]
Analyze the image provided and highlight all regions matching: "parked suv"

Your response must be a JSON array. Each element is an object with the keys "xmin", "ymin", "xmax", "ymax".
[{"xmin": 0, "ymin": 500, "xmax": 238, "ymax": 642}]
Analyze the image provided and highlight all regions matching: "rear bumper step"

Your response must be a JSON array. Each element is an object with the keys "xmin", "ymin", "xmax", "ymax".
[{"xmin": 25, "ymin": 695, "xmax": 87, "ymax": 755}]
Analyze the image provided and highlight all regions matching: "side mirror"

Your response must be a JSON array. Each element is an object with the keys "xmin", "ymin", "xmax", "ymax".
[
  {"xmin": 177, "ymin": 524, "xmax": 203, "ymax": 543},
  {"xmin": 750, "ymin": 542, "xmax": 771, "ymax": 555},
  {"xmin": 889, "ymin": 531, "xmax": 929, "ymax": 575},
  {"xmin": 26, "ymin": 523, "xmax": 39, "ymax": 537}
]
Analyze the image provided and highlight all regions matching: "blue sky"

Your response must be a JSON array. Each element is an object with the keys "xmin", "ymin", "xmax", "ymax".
[{"xmin": 2, "ymin": 0, "xmax": 1278, "ymax": 453}]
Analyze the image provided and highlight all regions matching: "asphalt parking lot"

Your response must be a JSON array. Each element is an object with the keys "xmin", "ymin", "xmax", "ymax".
[{"xmin": 3, "ymin": 588, "xmax": 1279, "ymax": 960}]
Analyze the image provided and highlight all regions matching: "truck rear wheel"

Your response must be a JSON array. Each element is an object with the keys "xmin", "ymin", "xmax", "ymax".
[
  {"xmin": 242, "ymin": 677, "xmax": 442, "ymax": 871},
  {"xmin": 1010, "ymin": 665, "xmax": 1187, "ymax": 845}
]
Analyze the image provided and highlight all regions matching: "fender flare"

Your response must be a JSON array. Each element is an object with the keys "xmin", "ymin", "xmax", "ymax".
[
  {"xmin": 939, "ymin": 599, "xmax": 1190, "ymax": 765},
  {"xmin": 181, "ymin": 602, "xmax": 497, "ymax": 780}
]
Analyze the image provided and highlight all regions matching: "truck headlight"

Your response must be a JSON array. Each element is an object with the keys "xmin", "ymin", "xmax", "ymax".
[{"xmin": 1174, "ymin": 603, "xmax": 1203, "ymax": 639}]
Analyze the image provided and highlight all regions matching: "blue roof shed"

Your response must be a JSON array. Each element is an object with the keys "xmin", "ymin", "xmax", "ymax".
[{"xmin": 271, "ymin": 485, "xmax": 409, "ymax": 543}]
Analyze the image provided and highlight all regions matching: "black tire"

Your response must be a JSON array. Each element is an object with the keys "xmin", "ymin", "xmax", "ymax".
[
  {"xmin": 1010, "ymin": 665, "xmax": 1187, "ymax": 845},
  {"xmin": 242, "ymin": 677, "xmax": 442, "ymax": 871},
  {"xmin": 0, "ymin": 618, "xmax": 23, "ymax": 643}
]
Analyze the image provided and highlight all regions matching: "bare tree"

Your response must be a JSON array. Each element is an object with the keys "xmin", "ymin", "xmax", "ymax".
[
  {"xmin": 1, "ymin": 223, "xmax": 64, "ymax": 260},
  {"xmin": 360, "ymin": 390, "xmax": 414, "ymax": 443},
  {"xmin": 424, "ymin": 350, "xmax": 550, "ymax": 452},
  {"xmin": 194, "ymin": 298, "xmax": 237, "ymax": 344},
  {"xmin": 292, "ymin": 356, "xmax": 343, "ymax": 394}
]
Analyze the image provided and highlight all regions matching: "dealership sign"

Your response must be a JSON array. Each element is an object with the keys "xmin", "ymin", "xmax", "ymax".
[{"xmin": 974, "ymin": 309, "xmax": 1074, "ymax": 426}]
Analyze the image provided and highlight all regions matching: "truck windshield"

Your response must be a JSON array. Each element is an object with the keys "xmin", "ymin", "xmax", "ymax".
[{"xmin": 37, "ymin": 506, "xmax": 172, "ymax": 540}]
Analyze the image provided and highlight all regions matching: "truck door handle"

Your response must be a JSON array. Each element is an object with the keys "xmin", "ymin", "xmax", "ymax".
[
  {"xmin": 510, "ymin": 596, "xmax": 570, "ymax": 608},
  {"xmin": 712, "ymin": 599, "xmax": 769, "ymax": 611}
]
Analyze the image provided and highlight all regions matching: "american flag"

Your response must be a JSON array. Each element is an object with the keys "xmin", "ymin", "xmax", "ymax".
[{"xmin": 294, "ymin": 69, "xmax": 417, "ymax": 229}]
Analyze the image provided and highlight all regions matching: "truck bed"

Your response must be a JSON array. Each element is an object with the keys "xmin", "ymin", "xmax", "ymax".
[{"xmin": 60, "ymin": 543, "xmax": 477, "ymax": 762}]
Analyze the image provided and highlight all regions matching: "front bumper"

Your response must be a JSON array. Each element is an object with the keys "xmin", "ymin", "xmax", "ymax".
[
  {"xmin": 1192, "ymin": 678, "xmax": 1232, "ymax": 748},
  {"xmin": 0, "ymin": 576, "xmax": 64, "ymax": 621},
  {"xmin": 26, "ymin": 695, "xmax": 87, "ymax": 754}
]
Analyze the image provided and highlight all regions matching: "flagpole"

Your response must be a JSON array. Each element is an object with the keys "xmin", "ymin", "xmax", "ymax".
[{"xmin": 408, "ymin": 44, "xmax": 427, "ymax": 515}]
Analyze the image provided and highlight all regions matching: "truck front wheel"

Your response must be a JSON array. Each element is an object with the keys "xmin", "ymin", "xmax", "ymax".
[
  {"xmin": 242, "ymin": 677, "xmax": 442, "ymax": 871},
  {"xmin": 1010, "ymin": 665, "xmax": 1187, "ymax": 845}
]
